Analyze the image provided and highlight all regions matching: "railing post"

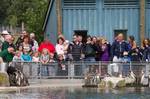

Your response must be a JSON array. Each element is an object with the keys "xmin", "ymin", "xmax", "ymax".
[
  {"xmin": 81, "ymin": 60, "xmax": 84, "ymax": 77},
  {"xmin": 68, "ymin": 61, "xmax": 70, "ymax": 79},
  {"xmin": 70, "ymin": 61, "xmax": 74, "ymax": 79},
  {"xmin": 0, "ymin": 63, "xmax": 7, "ymax": 73},
  {"xmin": 98, "ymin": 61, "xmax": 101, "ymax": 76},
  {"xmin": 39, "ymin": 62, "xmax": 42, "ymax": 84}
]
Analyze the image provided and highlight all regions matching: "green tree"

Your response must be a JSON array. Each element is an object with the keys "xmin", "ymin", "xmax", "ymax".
[
  {"xmin": 23, "ymin": 0, "xmax": 48, "ymax": 42},
  {"xmin": 0, "ymin": 0, "xmax": 49, "ymax": 42}
]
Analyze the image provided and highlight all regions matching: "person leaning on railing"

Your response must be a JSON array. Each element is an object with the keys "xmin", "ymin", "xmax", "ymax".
[
  {"xmin": 67, "ymin": 34, "xmax": 83, "ymax": 61},
  {"xmin": 82, "ymin": 35, "xmax": 97, "ymax": 62},
  {"xmin": 111, "ymin": 33, "xmax": 129, "ymax": 61},
  {"xmin": 141, "ymin": 38, "xmax": 150, "ymax": 62},
  {"xmin": 0, "ymin": 47, "xmax": 15, "ymax": 63},
  {"xmin": 0, "ymin": 34, "xmax": 16, "ymax": 63}
]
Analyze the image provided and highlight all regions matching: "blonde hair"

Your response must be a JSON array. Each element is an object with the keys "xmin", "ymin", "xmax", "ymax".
[{"xmin": 42, "ymin": 48, "xmax": 49, "ymax": 54}]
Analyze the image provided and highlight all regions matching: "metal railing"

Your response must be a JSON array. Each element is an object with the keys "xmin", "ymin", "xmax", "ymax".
[{"xmin": 8, "ymin": 61, "xmax": 150, "ymax": 80}]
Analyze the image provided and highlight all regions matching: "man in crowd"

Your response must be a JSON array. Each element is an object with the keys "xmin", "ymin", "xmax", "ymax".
[
  {"xmin": 15, "ymin": 31, "xmax": 28, "ymax": 49},
  {"xmin": 67, "ymin": 34, "xmax": 84, "ymax": 76},
  {"xmin": 0, "ymin": 30, "xmax": 9, "ymax": 51},
  {"xmin": 30, "ymin": 33, "xmax": 39, "ymax": 52},
  {"xmin": 67, "ymin": 34, "xmax": 83, "ymax": 61},
  {"xmin": 0, "ymin": 35, "xmax": 15, "ymax": 63},
  {"xmin": 111, "ymin": 33, "xmax": 129, "ymax": 61}
]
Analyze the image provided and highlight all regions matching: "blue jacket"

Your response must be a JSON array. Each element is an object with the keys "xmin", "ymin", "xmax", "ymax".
[
  {"xmin": 21, "ymin": 54, "xmax": 32, "ymax": 62},
  {"xmin": 111, "ymin": 40, "xmax": 129, "ymax": 58}
]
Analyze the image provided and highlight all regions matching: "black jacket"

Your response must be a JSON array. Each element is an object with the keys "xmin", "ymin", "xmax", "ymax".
[{"xmin": 67, "ymin": 42, "xmax": 83, "ymax": 61}]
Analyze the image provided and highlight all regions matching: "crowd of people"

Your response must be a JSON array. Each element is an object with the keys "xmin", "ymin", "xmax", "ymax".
[
  {"xmin": 0, "ymin": 30, "xmax": 149, "ymax": 77},
  {"xmin": 0, "ymin": 30, "xmax": 150, "ymax": 65}
]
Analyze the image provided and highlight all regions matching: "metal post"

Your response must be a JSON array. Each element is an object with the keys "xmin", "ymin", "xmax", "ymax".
[
  {"xmin": 39, "ymin": 62, "xmax": 42, "ymax": 84},
  {"xmin": 70, "ymin": 61, "xmax": 74, "ymax": 79},
  {"xmin": 140, "ymin": 0, "xmax": 145, "ymax": 45},
  {"xmin": 99, "ymin": 61, "xmax": 101, "ymax": 76},
  {"xmin": 56, "ymin": 0, "xmax": 62, "ymax": 34},
  {"xmin": 68, "ymin": 61, "xmax": 71, "ymax": 79}
]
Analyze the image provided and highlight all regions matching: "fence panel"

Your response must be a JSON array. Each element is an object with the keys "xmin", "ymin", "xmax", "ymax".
[{"xmin": 8, "ymin": 61, "xmax": 150, "ymax": 80}]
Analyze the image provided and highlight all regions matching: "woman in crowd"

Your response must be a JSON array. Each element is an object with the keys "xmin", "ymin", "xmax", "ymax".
[
  {"xmin": 99, "ymin": 37, "xmax": 111, "ymax": 61},
  {"xmin": 83, "ymin": 35, "xmax": 96, "ymax": 61},
  {"xmin": 19, "ymin": 36, "xmax": 32, "ymax": 54},
  {"xmin": 128, "ymin": 36, "xmax": 141, "ymax": 61},
  {"xmin": 92, "ymin": 36, "xmax": 97, "ymax": 45},
  {"xmin": 94, "ymin": 37, "xmax": 102, "ymax": 61},
  {"xmin": 55, "ymin": 37, "xmax": 65, "ymax": 59},
  {"xmin": 142, "ymin": 38, "xmax": 150, "ymax": 61},
  {"xmin": 63, "ymin": 40, "xmax": 69, "ymax": 60}
]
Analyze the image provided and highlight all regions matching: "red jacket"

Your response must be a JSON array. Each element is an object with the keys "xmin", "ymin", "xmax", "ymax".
[{"xmin": 38, "ymin": 40, "xmax": 55, "ymax": 53}]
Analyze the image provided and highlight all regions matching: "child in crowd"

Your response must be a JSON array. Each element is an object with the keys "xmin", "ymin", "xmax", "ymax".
[
  {"xmin": 32, "ymin": 51, "xmax": 40, "ymax": 62},
  {"xmin": 40, "ymin": 48, "xmax": 49, "ymax": 64},
  {"xmin": 49, "ymin": 53, "xmax": 55, "ymax": 63},
  {"xmin": 48, "ymin": 53, "xmax": 56, "ymax": 76},
  {"xmin": 32, "ymin": 51, "xmax": 39, "ymax": 78},
  {"xmin": 13, "ymin": 51, "xmax": 22, "ymax": 62},
  {"xmin": 40, "ymin": 48, "xmax": 50, "ymax": 76},
  {"xmin": 21, "ymin": 48, "xmax": 32, "ymax": 62},
  {"xmin": 57, "ymin": 54, "xmax": 67, "ymax": 76},
  {"xmin": 18, "ymin": 45, "xmax": 23, "ymax": 54},
  {"xmin": 20, "ymin": 48, "xmax": 32, "ymax": 77},
  {"xmin": 122, "ymin": 52, "xmax": 131, "ymax": 77}
]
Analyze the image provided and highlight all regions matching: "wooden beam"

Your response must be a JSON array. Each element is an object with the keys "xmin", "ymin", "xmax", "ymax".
[
  {"xmin": 140, "ymin": 0, "xmax": 145, "ymax": 45},
  {"xmin": 56, "ymin": 0, "xmax": 62, "ymax": 35}
]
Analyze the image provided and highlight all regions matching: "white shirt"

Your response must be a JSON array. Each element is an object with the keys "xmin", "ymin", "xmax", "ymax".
[
  {"xmin": 55, "ymin": 44, "xmax": 65, "ymax": 55},
  {"xmin": 32, "ymin": 56, "xmax": 39, "ymax": 62},
  {"xmin": 32, "ymin": 40, "xmax": 39, "ymax": 52}
]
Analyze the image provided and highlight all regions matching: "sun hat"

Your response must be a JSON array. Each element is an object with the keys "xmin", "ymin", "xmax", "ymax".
[{"xmin": 1, "ymin": 30, "xmax": 9, "ymax": 35}]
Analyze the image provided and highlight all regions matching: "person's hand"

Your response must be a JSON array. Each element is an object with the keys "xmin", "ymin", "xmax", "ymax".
[
  {"xmin": 7, "ymin": 47, "xmax": 14, "ymax": 53},
  {"xmin": 81, "ymin": 54, "xmax": 85, "ymax": 59}
]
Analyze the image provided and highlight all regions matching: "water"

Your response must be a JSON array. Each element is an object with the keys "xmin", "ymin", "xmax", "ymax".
[{"xmin": 0, "ymin": 87, "xmax": 150, "ymax": 99}]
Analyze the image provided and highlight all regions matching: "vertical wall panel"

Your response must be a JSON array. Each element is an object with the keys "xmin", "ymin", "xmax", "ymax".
[
  {"xmin": 45, "ymin": 0, "xmax": 57, "ymax": 44},
  {"xmin": 62, "ymin": 0, "xmax": 140, "ymax": 43},
  {"xmin": 146, "ymin": 7, "xmax": 150, "ymax": 38}
]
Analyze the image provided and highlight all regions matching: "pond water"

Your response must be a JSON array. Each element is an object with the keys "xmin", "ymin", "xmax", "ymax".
[{"xmin": 0, "ymin": 87, "xmax": 150, "ymax": 99}]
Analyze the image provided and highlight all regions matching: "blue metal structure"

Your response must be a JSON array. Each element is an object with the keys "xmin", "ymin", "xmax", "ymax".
[
  {"xmin": 44, "ymin": 0, "xmax": 57, "ymax": 43},
  {"xmin": 43, "ymin": 0, "xmax": 149, "ymax": 44},
  {"xmin": 146, "ymin": 0, "xmax": 150, "ymax": 38}
]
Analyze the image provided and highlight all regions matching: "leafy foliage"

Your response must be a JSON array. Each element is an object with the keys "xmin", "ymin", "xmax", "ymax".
[{"xmin": 0, "ymin": 0, "xmax": 49, "ymax": 42}]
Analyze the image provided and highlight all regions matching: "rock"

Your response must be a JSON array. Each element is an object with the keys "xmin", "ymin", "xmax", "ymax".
[
  {"xmin": 125, "ymin": 71, "xmax": 136, "ymax": 84},
  {"xmin": 107, "ymin": 81, "xmax": 114, "ymax": 88},
  {"xmin": 103, "ymin": 77, "xmax": 125, "ymax": 88},
  {"xmin": 125, "ymin": 77, "xmax": 135, "ymax": 84},
  {"xmin": 0, "ymin": 72, "xmax": 10, "ymax": 87},
  {"xmin": 116, "ymin": 80, "xmax": 126, "ymax": 88},
  {"xmin": 98, "ymin": 80, "xmax": 106, "ymax": 89},
  {"xmin": 98, "ymin": 80, "xmax": 114, "ymax": 89}
]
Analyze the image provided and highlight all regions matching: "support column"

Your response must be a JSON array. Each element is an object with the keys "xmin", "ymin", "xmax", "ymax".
[
  {"xmin": 140, "ymin": 0, "xmax": 145, "ymax": 45},
  {"xmin": 56, "ymin": 0, "xmax": 62, "ymax": 35}
]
